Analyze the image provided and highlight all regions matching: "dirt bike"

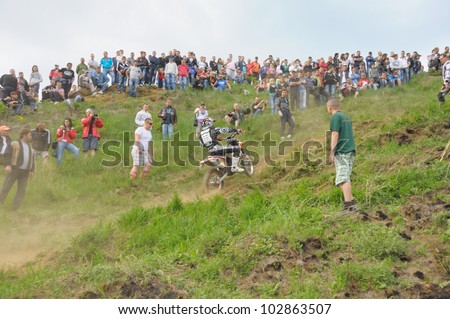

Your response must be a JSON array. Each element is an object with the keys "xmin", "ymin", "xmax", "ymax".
[{"xmin": 200, "ymin": 132, "xmax": 254, "ymax": 190}]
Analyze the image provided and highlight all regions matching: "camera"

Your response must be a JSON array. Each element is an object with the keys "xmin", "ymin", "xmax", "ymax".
[{"xmin": 93, "ymin": 113, "xmax": 98, "ymax": 119}]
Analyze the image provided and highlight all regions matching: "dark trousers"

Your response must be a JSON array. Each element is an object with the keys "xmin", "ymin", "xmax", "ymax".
[
  {"xmin": 0, "ymin": 168, "xmax": 30, "ymax": 210},
  {"xmin": 280, "ymin": 110, "xmax": 294, "ymax": 137}
]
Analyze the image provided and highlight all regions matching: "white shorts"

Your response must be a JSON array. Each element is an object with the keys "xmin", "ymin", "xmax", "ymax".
[{"xmin": 131, "ymin": 145, "xmax": 152, "ymax": 166}]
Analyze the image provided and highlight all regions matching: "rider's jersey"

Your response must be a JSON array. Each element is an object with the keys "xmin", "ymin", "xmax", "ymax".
[{"xmin": 199, "ymin": 126, "xmax": 237, "ymax": 150}]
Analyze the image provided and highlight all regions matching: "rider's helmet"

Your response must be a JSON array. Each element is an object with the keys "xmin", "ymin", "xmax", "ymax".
[{"xmin": 202, "ymin": 117, "xmax": 215, "ymax": 129}]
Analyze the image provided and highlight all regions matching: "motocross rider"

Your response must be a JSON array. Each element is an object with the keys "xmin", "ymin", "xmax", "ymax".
[{"xmin": 199, "ymin": 118, "xmax": 244, "ymax": 172}]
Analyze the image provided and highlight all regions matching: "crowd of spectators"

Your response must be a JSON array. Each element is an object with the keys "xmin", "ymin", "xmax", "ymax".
[{"xmin": 2, "ymin": 47, "xmax": 449, "ymax": 118}]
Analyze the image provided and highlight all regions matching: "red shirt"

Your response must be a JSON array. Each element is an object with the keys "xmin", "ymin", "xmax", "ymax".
[{"xmin": 178, "ymin": 64, "xmax": 190, "ymax": 77}]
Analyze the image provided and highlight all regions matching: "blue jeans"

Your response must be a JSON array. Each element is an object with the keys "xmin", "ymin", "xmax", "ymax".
[
  {"xmin": 269, "ymin": 94, "xmax": 276, "ymax": 114},
  {"xmin": 118, "ymin": 73, "xmax": 127, "ymax": 92},
  {"xmin": 129, "ymin": 78, "xmax": 139, "ymax": 97},
  {"xmin": 253, "ymin": 109, "xmax": 262, "ymax": 119},
  {"xmin": 300, "ymin": 88, "xmax": 307, "ymax": 109},
  {"xmin": 102, "ymin": 69, "xmax": 115, "ymax": 84},
  {"xmin": 139, "ymin": 67, "xmax": 147, "ymax": 85},
  {"xmin": 166, "ymin": 73, "xmax": 176, "ymax": 90},
  {"xmin": 162, "ymin": 123, "xmax": 174, "ymax": 140},
  {"xmin": 57, "ymin": 141, "xmax": 80, "ymax": 165},
  {"xmin": 179, "ymin": 76, "xmax": 187, "ymax": 91},
  {"xmin": 325, "ymin": 84, "xmax": 336, "ymax": 98}
]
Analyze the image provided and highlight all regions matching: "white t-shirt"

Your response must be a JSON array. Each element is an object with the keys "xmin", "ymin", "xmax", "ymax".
[
  {"xmin": 135, "ymin": 110, "xmax": 152, "ymax": 126},
  {"xmin": 134, "ymin": 126, "xmax": 152, "ymax": 151}
]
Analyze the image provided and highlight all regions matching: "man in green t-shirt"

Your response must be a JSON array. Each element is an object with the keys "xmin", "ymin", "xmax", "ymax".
[{"xmin": 327, "ymin": 99, "xmax": 358, "ymax": 212}]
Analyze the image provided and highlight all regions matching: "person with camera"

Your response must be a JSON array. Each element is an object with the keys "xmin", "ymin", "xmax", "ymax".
[
  {"xmin": 56, "ymin": 118, "xmax": 79, "ymax": 165},
  {"xmin": 225, "ymin": 103, "xmax": 251, "ymax": 128},
  {"xmin": 81, "ymin": 108, "xmax": 104, "ymax": 158}
]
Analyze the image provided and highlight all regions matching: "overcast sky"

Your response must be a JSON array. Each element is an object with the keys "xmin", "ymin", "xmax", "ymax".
[{"xmin": 0, "ymin": 0, "xmax": 448, "ymax": 86}]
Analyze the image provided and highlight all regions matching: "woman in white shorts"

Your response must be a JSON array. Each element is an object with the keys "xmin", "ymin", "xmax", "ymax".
[{"xmin": 130, "ymin": 118, "xmax": 153, "ymax": 180}]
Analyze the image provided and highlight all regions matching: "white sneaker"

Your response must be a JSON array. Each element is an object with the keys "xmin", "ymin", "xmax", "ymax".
[
  {"xmin": 287, "ymin": 134, "xmax": 292, "ymax": 139},
  {"xmin": 281, "ymin": 136, "xmax": 285, "ymax": 140}
]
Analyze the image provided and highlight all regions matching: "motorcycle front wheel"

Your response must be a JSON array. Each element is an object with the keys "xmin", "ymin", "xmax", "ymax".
[{"xmin": 204, "ymin": 168, "xmax": 225, "ymax": 190}]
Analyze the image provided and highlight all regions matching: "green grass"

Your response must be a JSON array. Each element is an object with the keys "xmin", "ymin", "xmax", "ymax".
[{"xmin": 0, "ymin": 74, "xmax": 449, "ymax": 298}]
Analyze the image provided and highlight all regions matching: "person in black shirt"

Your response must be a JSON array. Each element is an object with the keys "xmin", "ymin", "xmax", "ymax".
[
  {"xmin": 0, "ymin": 69, "xmax": 18, "ymax": 99},
  {"xmin": 60, "ymin": 63, "xmax": 75, "ymax": 99}
]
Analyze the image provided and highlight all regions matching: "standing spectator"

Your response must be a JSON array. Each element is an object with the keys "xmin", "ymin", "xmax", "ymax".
[
  {"xmin": 88, "ymin": 53, "xmax": 99, "ymax": 78},
  {"xmin": 56, "ymin": 118, "xmax": 79, "ymax": 165},
  {"xmin": 350, "ymin": 68, "xmax": 360, "ymax": 85},
  {"xmin": 60, "ymin": 63, "xmax": 75, "ymax": 98},
  {"xmin": 209, "ymin": 56, "xmax": 218, "ymax": 74},
  {"xmin": 100, "ymin": 51, "xmax": 115, "ymax": 83},
  {"xmin": 353, "ymin": 51, "xmax": 364, "ymax": 70},
  {"xmin": 299, "ymin": 71, "xmax": 308, "ymax": 109},
  {"xmin": 130, "ymin": 118, "xmax": 153, "ymax": 180},
  {"xmin": 327, "ymin": 99, "xmax": 357, "ymax": 212},
  {"xmin": 224, "ymin": 55, "xmax": 236, "ymax": 81},
  {"xmin": 93, "ymin": 67, "xmax": 110, "ymax": 94},
  {"xmin": 137, "ymin": 51, "xmax": 149, "ymax": 86},
  {"xmin": 29, "ymin": 65, "xmax": 43, "ymax": 95},
  {"xmin": 251, "ymin": 57, "xmax": 260, "ymax": 83},
  {"xmin": 81, "ymin": 109, "xmax": 104, "ymax": 158},
  {"xmin": 164, "ymin": 57, "xmax": 178, "ymax": 91},
  {"xmin": 127, "ymin": 52, "xmax": 136, "ymax": 69},
  {"xmin": 0, "ymin": 128, "xmax": 34, "ymax": 211},
  {"xmin": 365, "ymin": 52, "xmax": 375, "ymax": 71},
  {"xmin": 148, "ymin": 51, "xmax": 159, "ymax": 85},
  {"xmin": 135, "ymin": 103, "xmax": 152, "ymax": 127},
  {"xmin": 0, "ymin": 69, "xmax": 18, "ymax": 99},
  {"xmin": 0, "ymin": 126, "xmax": 12, "ymax": 166},
  {"xmin": 158, "ymin": 52, "xmax": 166, "ymax": 70},
  {"xmin": 31, "ymin": 121, "xmax": 51, "ymax": 165},
  {"xmin": 288, "ymin": 71, "xmax": 301, "ymax": 110},
  {"xmin": 117, "ymin": 56, "xmax": 129, "ymax": 94},
  {"xmin": 127, "ymin": 60, "xmax": 143, "ymax": 98},
  {"xmin": 277, "ymin": 90, "xmax": 294, "ymax": 139},
  {"xmin": 177, "ymin": 59, "xmax": 190, "ymax": 91},
  {"xmin": 194, "ymin": 103, "xmax": 209, "ymax": 138},
  {"xmin": 268, "ymin": 78, "xmax": 277, "ymax": 114},
  {"xmin": 400, "ymin": 51, "xmax": 409, "ymax": 83},
  {"xmin": 76, "ymin": 57, "xmax": 88, "ymax": 85},
  {"xmin": 158, "ymin": 99, "xmax": 177, "ymax": 140},
  {"xmin": 437, "ymin": 54, "xmax": 450, "ymax": 104},
  {"xmin": 157, "ymin": 67, "xmax": 166, "ymax": 89},
  {"xmin": 428, "ymin": 47, "xmax": 441, "ymax": 71}
]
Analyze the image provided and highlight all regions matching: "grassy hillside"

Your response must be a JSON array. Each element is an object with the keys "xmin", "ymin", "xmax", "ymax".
[{"xmin": 0, "ymin": 74, "xmax": 449, "ymax": 298}]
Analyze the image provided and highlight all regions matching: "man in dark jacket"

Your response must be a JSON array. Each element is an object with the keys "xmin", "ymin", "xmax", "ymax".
[
  {"xmin": 158, "ymin": 99, "xmax": 177, "ymax": 140},
  {"xmin": 0, "ymin": 128, "xmax": 35, "ymax": 211},
  {"xmin": 31, "ymin": 121, "xmax": 51, "ymax": 164},
  {"xmin": 0, "ymin": 69, "xmax": 18, "ymax": 99}
]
